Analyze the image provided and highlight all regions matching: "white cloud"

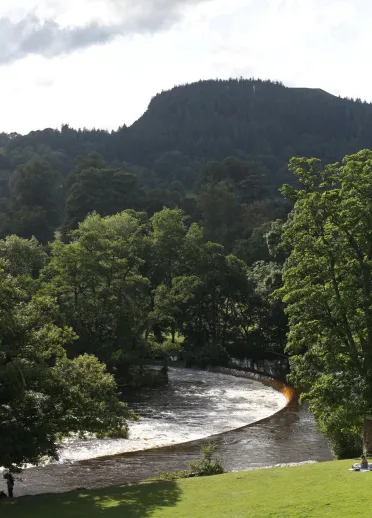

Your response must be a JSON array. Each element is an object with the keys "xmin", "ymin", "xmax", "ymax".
[
  {"xmin": 0, "ymin": 0, "xmax": 214, "ymax": 65},
  {"xmin": 0, "ymin": 0, "xmax": 371, "ymax": 134}
]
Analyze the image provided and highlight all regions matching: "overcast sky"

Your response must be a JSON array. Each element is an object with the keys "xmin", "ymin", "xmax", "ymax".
[{"xmin": 0, "ymin": 0, "xmax": 370, "ymax": 134}]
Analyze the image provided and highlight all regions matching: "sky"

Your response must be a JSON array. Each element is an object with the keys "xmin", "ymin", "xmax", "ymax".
[{"xmin": 0, "ymin": 0, "xmax": 371, "ymax": 134}]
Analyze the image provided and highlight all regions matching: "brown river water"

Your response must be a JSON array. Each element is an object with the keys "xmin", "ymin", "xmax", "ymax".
[{"xmin": 7, "ymin": 368, "xmax": 333, "ymax": 497}]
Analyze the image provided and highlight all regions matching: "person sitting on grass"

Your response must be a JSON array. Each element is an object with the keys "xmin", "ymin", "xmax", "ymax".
[
  {"xmin": 351, "ymin": 454, "xmax": 370, "ymax": 471},
  {"xmin": 361, "ymin": 455, "xmax": 369, "ymax": 469}
]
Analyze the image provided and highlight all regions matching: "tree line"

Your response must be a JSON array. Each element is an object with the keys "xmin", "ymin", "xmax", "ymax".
[
  {"xmin": 0, "ymin": 152, "xmax": 290, "ymax": 265},
  {"xmin": 0, "ymin": 205, "xmax": 287, "ymax": 471}
]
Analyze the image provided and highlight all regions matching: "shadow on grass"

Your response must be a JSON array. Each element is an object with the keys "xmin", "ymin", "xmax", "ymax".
[{"xmin": 1, "ymin": 481, "xmax": 182, "ymax": 518}]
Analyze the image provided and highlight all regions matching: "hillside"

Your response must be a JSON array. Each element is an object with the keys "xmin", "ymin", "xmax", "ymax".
[
  {"xmin": 121, "ymin": 80, "xmax": 372, "ymax": 184},
  {"xmin": 1, "ymin": 78, "xmax": 372, "ymax": 254},
  {"xmin": 3, "ymin": 79, "xmax": 372, "ymax": 184}
]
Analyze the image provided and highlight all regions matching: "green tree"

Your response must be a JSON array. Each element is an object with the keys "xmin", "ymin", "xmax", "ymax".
[
  {"xmin": 199, "ymin": 157, "xmax": 267, "ymax": 205},
  {"xmin": 197, "ymin": 180, "xmax": 240, "ymax": 247},
  {"xmin": 142, "ymin": 212, "xmax": 265, "ymax": 368},
  {"xmin": 143, "ymin": 188, "xmax": 182, "ymax": 216},
  {"xmin": 0, "ymin": 268, "xmax": 133, "ymax": 470},
  {"xmin": 196, "ymin": 157, "xmax": 277, "ymax": 250},
  {"xmin": 42, "ymin": 211, "xmax": 151, "ymax": 371},
  {"xmin": 278, "ymin": 149, "xmax": 372, "ymax": 457},
  {"xmin": 233, "ymin": 222, "xmax": 272, "ymax": 265},
  {"xmin": 65, "ymin": 152, "xmax": 107, "ymax": 190},
  {"xmin": 149, "ymin": 208, "xmax": 188, "ymax": 289},
  {"xmin": 62, "ymin": 167, "xmax": 144, "ymax": 235},
  {"xmin": 5, "ymin": 158, "xmax": 63, "ymax": 243},
  {"xmin": 142, "ymin": 208, "xmax": 192, "ymax": 365},
  {"xmin": 0, "ymin": 235, "xmax": 47, "ymax": 279},
  {"xmin": 153, "ymin": 150, "xmax": 197, "ymax": 190},
  {"xmin": 250, "ymin": 261, "xmax": 288, "ymax": 359},
  {"xmin": 179, "ymin": 238, "xmax": 260, "ymax": 366}
]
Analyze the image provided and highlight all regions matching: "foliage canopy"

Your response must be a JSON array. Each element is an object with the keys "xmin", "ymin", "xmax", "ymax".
[{"xmin": 278, "ymin": 149, "xmax": 372, "ymax": 456}]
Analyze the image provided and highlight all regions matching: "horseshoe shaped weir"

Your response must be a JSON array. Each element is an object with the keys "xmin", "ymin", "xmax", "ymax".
[{"xmin": 14, "ymin": 367, "xmax": 332, "ymax": 496}]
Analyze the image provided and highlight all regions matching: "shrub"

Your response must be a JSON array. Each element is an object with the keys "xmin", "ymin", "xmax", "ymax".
[
  {"xmin": 188, "ymin": 442, "xmax": 224, "ymax": 476},
  {"xmin": 315, "ymin": 407, "xmax": 363, "ymax": 459},
  {"xmin": 152, "ymin": 442, "xmax": 224, "ymax": 481}
]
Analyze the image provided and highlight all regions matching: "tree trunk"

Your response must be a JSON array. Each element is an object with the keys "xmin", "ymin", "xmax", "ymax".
[{"xmin": 363, "ymin": 416, "xmax": 372, "ymax": 453}]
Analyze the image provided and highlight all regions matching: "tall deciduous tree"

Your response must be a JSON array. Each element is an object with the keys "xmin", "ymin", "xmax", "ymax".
[
  {"xmin": 42, "ymin": 211, "xmax": 150, "ymax": 369},
  {"xmin": 278, "ymin": 149, "xmax": 372, "ymax": 457},
  {"xmin": 62, "ymin": 167, "xmax": 144, "ymax": 235},
  {"xmin": 5, "ymin": 158, "xmax": 63, "ymax": 243},
  {"xmin": 0, "ymin": 235, "xmax": 47, "ymax": 280},
  {"xmin": 143, "ymin": 208, "xmax": 193, "ymax": 354},
  {"xmin": 0, "ymin": 268, "xmax": 133, "ymax": 470},
  {"xmin": 250, "ymin": 260, "xmax": 288, "ymax": 359}
]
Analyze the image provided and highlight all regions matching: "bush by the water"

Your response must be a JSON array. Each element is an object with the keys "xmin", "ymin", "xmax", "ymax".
[
  {"xmin": 322, "ymin": 419, "xmax": 363, "ymax": 460},
  {"xmin": 188, "ymin": 443, "xmax": 224, "ymax": 476},
  {"xmin": 332, "ymin": 431, "xmax": 363, "ymax": 460},
  {"xmin": 154, "ymin": 442, "xmax": 224, "ymax": 481}
]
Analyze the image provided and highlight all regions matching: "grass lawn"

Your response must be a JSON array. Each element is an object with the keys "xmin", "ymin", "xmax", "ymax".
[{"xmin": 1, "ymin": 460, "xmax": 370, "ymax": 517}]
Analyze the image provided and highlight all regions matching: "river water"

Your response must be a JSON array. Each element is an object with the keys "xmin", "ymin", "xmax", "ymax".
[{"xmin": 10, "ymin": 368, "xmax": 333, "ymax": 496}]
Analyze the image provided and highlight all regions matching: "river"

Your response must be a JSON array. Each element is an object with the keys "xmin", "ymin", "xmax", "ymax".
[{"xmin": 10, "ymin": 367, "xmax": 333, "ymax": 496}]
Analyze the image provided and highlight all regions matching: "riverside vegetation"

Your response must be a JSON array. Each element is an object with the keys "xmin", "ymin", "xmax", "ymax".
[
  {"xmin": 2, "ymin": 79, "xmax": 372, "ymax": 475},
  {"xmin": 153, "ymin": 443, "xmax": 224, "ymax": 481}
]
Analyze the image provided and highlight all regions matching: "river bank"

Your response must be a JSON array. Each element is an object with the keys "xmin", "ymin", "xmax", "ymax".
[
  {"xmin": 5, "ymin": 367, "xmax": 332, "ymax": 497},
  {"xmin": 1, "ymin": 461, "xmax": 363, "ymax": 517}
]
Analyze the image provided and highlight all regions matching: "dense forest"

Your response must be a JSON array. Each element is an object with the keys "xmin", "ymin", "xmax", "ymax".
[
  {"xmin": 3, "ymin": 78, "xmax": 372, "ymax": 469},
  {"xmin": 2, "ymin": 78, "xmax": 372, "ymax": 260}
]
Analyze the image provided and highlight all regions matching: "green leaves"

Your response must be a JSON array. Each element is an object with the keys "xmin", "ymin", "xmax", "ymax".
[
  {"xmin": 0, "ymin": 266, "xmax": 133, "ymax": 470},
  {"xmin": 62, "ymin": 166, "xmax": 144, "ymax": 235},
  {"xmin": 279, "ymin": 150, "xmax": 372, "ymax": 456},
  {"xmin": 42, "ymin": 211, "xmax": 150, "ymax": 367},
  {"xmin": 51, "ymin": 354, "xmax": 133, "ymax": 438},
  {"xmin": 5, "ymin": 157, "xmax": 63, "ymax": 243}
]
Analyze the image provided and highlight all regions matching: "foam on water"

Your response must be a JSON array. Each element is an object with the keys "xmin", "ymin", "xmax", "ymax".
[{"xmin": 58, "ymin": 368, "xmax": 287, "ymax": 464}]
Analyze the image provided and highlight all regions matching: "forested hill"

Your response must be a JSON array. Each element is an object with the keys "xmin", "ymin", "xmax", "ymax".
[
  {"xmin": 123, "ymin": 79, "xmax": 372, "ymax": 183},
  {"xmin": 1, "ymin": 77, "xmax": 372, "ymax": 259},
  {"xmin": 2, "ymin": 78, "xmax": 372, "ymax": 183}
]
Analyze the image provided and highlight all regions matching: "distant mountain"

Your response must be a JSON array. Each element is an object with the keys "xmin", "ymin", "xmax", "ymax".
[
  {"xmin": 2, "ymin": 78, "xmax": 372, "ymax": 188},
  {"xmin": 118, "ymin": 78, "xmax": 372, "ymax": 184}
]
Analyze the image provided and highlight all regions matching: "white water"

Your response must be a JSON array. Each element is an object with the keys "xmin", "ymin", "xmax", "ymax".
[{"xmin": 58, "ymin": 368, "xmax": 286, "ymax": 464}]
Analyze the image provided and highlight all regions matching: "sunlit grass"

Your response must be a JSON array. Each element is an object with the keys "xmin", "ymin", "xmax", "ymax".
[{"xmin": 1, "ymin": 460, "xmax": 369, "ymax": 517}]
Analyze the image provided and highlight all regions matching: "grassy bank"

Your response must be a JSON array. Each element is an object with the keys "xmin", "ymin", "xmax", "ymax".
[{"xmin": 1, "ymin": 460, "xmax": 368, "ymax": 517}]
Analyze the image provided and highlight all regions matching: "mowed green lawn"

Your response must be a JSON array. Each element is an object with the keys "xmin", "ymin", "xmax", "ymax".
[{"xmin": 1, "ymin": 460, "xmax": 369, "ymax": 517}]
